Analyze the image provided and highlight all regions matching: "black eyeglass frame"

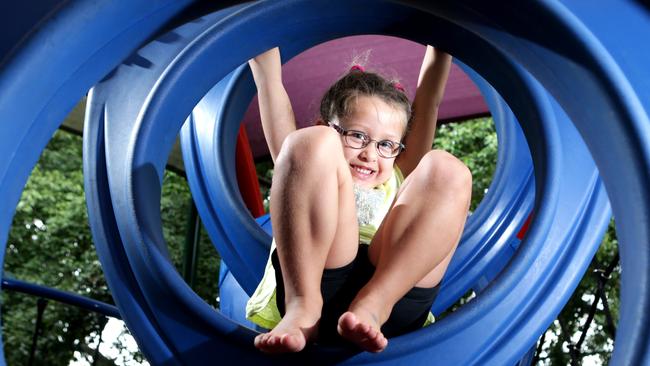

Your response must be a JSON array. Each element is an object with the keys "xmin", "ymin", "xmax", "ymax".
[{"xmin": 327, "ymin": 122, "xmax": 406, "ymax": 159}]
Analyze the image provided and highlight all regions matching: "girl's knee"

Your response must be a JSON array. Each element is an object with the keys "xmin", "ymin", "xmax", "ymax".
[
  {"xmin": 414, "ymin": 150, "xmax": 472, "ymax": 195},
  {"xmin": 277, "ymin": 126, "xmax": 342, "ymax": 166}
]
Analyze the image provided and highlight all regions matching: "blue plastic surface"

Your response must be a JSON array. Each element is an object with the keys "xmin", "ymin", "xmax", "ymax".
[{"xmin": 1, "ymin": 0, "xmax": 649, "ymax": 365}]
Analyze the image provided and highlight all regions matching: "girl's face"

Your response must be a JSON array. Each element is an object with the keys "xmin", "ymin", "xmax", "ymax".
[{"xmin": 339, "ymin": 95, "xmax": 407, "ymax": 189}]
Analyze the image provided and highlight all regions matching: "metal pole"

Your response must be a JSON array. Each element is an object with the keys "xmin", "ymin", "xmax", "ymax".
[
  {"xmin": 182, "ymin": 199, "xmax": 201, "ymax": 288},
  {"xmin": 27, "ymin": 298, "xmax": 48, "ymax": 366}
]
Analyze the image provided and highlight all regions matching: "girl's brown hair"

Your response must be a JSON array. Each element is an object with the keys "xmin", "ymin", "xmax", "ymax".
[{"xmin": 319, "ymin": 67, "xmax": 411, "ymax": 134}]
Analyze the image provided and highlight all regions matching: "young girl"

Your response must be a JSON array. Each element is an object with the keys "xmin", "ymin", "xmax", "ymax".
[{"xmin": 245, "ymin": 46, "xmax": 471, "ymax": 354}]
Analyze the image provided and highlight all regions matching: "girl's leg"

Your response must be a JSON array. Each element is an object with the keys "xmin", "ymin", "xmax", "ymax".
[
  {"xmin": 338, "ymin": 150, "xmax": 472, "ymax": 352},
  {"xmin": 255, "ymin": 126, "xmax": 359, "ymax": 353}
]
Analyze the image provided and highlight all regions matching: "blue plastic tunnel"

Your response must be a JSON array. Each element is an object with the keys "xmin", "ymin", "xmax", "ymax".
[{"xmin": 1, "ymin": 1, "xmax": 649, "ymax": 365}]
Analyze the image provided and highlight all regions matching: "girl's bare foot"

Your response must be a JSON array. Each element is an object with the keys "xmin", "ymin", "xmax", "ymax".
[
  {"xmin": 254, "ymin": 302, "xmax": 321, "ymax": 354},
  {"xmin": 337, "ymin": 310, "xmax": 388, "ymax": 353}
]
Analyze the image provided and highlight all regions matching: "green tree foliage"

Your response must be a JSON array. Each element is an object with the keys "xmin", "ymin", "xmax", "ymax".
[
  {"xmin": 2, "ymin": 131, "xmax": 219, "ymax": 365},
  {"xmin": 3, "ymin": 131, "xmax": 112, "ymax": 365}
]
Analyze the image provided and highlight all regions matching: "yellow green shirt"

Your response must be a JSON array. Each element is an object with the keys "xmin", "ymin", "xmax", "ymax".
[{"xmin": 245, "ymin": 166, "xmax": 435, "ymax": 329}]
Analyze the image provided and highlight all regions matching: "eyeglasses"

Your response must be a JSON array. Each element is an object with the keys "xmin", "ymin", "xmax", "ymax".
[{"xmin": 328, "ymin": 122, "xmax": 405, "ymax": 159}]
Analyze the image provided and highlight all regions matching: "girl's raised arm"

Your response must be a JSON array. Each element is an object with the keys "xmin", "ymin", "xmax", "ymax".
[
  {"xmin": 248, "ymin": 47, "xmax": 297, "ymax": 163},
  {"xmin": 396, "ymin": 46, "xmax": 452, "ymax": 177}
]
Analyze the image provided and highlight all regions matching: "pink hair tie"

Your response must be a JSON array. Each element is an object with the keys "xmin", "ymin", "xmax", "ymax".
[
  {"xmin": 350, "ymin": 64, "xmax": 365, "ymax": 73},
  {"xmin": 393, "ymin": 82, "xmax": 405, "ymax": 93}
]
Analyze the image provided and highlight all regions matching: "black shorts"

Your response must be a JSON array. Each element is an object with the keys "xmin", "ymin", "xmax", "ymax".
[{"xmin": 271, "ymin": 245, "xmax": 440, "ymax": 344}]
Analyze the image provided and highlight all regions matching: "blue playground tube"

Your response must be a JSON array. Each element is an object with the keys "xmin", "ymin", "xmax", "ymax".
[
  {"xmin": 1, "ymin": 1, "xmax": 649, "ymax": 365},
  {"xmin": 85, "ymin": 1, "xmax": 610, "ymax": 364}
]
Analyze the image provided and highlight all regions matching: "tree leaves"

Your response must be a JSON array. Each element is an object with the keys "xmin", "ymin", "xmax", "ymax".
[{"xmin": 3, "ymin": 131, "xmax": 220, "ymax": 365}]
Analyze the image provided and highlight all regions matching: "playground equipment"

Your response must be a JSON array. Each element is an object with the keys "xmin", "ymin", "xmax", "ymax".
[{"xmin": 1, "ymin": 1, "xmax": 649, "ymax": 365}]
